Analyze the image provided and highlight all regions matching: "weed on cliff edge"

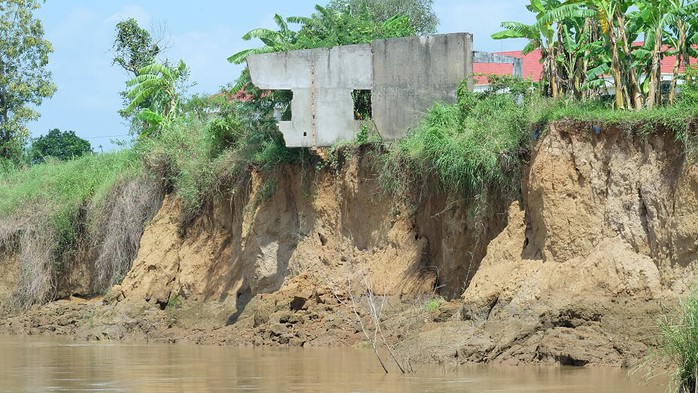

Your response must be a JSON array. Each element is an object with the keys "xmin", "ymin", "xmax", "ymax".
[
  {"xmin": 0, "ymin": 150, "xmax": 141, "ymax": 306},
  {"xmin": 654, "ymin": 286, "xmax": 698, "ymax": 393},
  {"xmin": 382, "ymin": 81, "xmax": 530, "ymax": 201}
]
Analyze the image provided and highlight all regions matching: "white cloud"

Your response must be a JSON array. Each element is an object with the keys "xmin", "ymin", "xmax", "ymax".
[{"xmin": 104, "ymin": 5, "xmax": 151, "ymax": 26}]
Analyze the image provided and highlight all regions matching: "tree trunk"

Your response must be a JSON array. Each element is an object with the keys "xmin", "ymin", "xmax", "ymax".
[
  {"xmin": 670, "ymin": 22, "xmax": 688, "ymax": 104},
  {"xmin": 647, "ymin": 24, "xmax": 664, "ymax": 108},
  {"xmin": 548, "ymin": 42, "xmax": 559, "ymax": 98},
  {"xmin": 609, "ymin": 26, "xmax": 625, "ymax": 108},
  {"xmin": 617, "ymin": 14, "xmax": 643, "ymax": 110}
]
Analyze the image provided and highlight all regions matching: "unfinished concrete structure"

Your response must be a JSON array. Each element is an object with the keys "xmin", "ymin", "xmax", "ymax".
[{"xmin": 247, "ymin": 33, "xmax": 521, "ymax": 148}]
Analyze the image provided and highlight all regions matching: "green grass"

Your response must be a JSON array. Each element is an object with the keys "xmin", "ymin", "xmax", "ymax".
[
  {"xmin": 424, "ymin": 297, "xmax": 443, "ymax": 313},
  {"xmin": 382, "ymin": 85, "xmax": 530, "ymax": 200},
  {"xmin": 137, "ymin": 106, "xmax": 316, "ymax": 221},
  {"xmin": 381, "ymin": 80, "xmax": 698, "ymax": 202},
  {"xmin": 0, "ymin": 150, "xmax": 140, "ymax": 216},
  {"xmin": 0, "ymin": 150, "xmax": 141, "ymax": 260},
  {"xmin": 656, "ymin": 286, "xmax": 698, "ymax": 392}
]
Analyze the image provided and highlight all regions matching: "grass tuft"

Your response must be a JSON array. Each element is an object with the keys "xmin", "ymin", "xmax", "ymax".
[{"xmin": 656, "ymin": 286, "xmax": 698, "ymax": 392}]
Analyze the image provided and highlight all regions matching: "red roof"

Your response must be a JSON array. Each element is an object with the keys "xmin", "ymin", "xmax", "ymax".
[{"xmin": 474, "ymin": 45, "xmax": 697, "ymax": 86}]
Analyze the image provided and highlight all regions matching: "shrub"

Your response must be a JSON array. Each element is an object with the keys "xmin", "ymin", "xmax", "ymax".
[
  {"xmin": 656, "ymin": 286, "xmax": 698, "ymax": 393},
  {"xmin": 383, "ymin": 80, "xmax": 530, "ymax": 200}
]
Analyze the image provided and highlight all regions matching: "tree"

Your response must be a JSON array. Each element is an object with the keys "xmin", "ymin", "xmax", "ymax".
[
  {"xmin": 494, "ymin": 0, "xmax": 698, "ymax": 109},
  {"xmin": 29, "ymin": 128, "xmax": 92, "ymax": 163},
  {"xmin": 663, "ymin": 0, "xmax": 698, "ymax": 104},
  {"xmin": 327, "ymin": 0, "xmax": 438, "ymax": 34},
  {"xmin": 228, "ymin": 4, "xmax": 416, "ymax": 64},
  {"xmin": 122, "ymin": 60, "xmax": 189, "ymax": 137},
  {"xmin": 493, "ymin": 0, "xmax": 568, "ymax": 98},
  {"xmin": 112, "ymin": 18, "xmax": 169, "ymax": 135},
  {"xmin": 0, "ymin": 0, "xmax": 56, "ymax": 162},
  {"xmin": 111, "ymin": 18, "xmax": 162, "ymax": 77}
]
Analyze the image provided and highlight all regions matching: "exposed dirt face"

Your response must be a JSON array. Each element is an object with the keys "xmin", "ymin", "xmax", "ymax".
[
  {"xmin": 0, "ymin": 251, "xmax": 19, "ymax": 307},
  {"xmin": 2, "ymin": 123, "xmax": 697, "ymax": 368},
  {"xmin": 112, "ymin": 148, "xmax": 503, "ymax": 313},
  {"xmin": 437, "ymin": 122, "xmax": 698, "ymax": 366}
]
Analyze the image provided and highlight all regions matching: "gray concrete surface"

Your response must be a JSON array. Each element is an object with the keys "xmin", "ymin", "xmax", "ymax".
[
  {"xmin": 247, "ymin": 33, "xmax": 475, "ymax": 147},
  {"xmin": 248, "ymin": 44, "xmax": 372, "ymax": 147},
  {"xmin": 372, "ymin": 33, "xmax": 473, "ymax": 140}
]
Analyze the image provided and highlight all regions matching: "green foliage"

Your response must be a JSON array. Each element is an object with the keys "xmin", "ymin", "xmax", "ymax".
[
  {"xmin": 656, "ymin": 286, "xmax": 698, "ymax": 393},
  {"xmin": 385, "ymin": 80, "xmax": 530, "ymax": 199},
  {"xmin": 0, "ymin": 150, "xmax": 141, "ymax": 262},
  {"xmin": 122, "ymin": 60, "xmax": 190, "ymax": 137},
  {"xmin": 681, "ymin": 66, "xmax": 698, "ymax": 107},
  {"xmin": 424, "ymin": 297, "xmax": 443, "ymax": 312},
  {"xmin": 166, "ymin": 293, "xmax": 182, "ymax": 309},
  {"xmin": 292, "ymin": 6, "xmax": 415, "ymax": 49},
  {"xmin": 0, "ymin": 0, "xmax": 56, "ymax": 161},
  {"xmin": 228, "ymin": 4, "xmax": 416, "ymax": 64},
  {"xmin": 137, "ymin": 96, "xmax": 315, "ymax": 221},
  {"xmin": 30, "ymin": 128, "xmax": 92, "ymax": 163},
  {"xmin": 111, "ymin": 18, "xmax": 162, "ymax": 76},
  {"xmin": 327, "ymin": 0, "xmax": 438, "ymax": 34},
  {"xmin": 493, "ymin": 0, "xmax": 698, "ymax": 109}
]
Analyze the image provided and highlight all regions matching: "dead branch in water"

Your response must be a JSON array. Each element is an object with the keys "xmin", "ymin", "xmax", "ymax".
[{"xmin": 331, "ymin": 269, "xmax": 410, "ymax": 374}]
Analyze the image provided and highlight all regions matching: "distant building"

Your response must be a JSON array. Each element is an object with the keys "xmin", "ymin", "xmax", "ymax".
[{"xmin": 473, "ymin": 45, "xmax": 696, "ymax": 92}]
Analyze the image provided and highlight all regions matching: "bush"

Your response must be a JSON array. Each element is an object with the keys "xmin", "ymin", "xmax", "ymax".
[
  {"xmin": 657, "ymin": 287, "xmax": 698, "ymax": 393},
  {"xmin": 383, "ymin": 80, "xmax": 530, "ymax": 200},
  {"xmin": 681, "ymin": 66, "xmax": 698, "ymax": 108},
  {"xmin": 0, "ymin": 150, "xmax": 142, "ymax": 306},
  {"xmin": 30, "ymin": 129, "xmax": 92, "ymax": 164}
]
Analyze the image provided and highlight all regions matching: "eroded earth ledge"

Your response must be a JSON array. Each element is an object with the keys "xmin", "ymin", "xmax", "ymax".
[{"xmin": 1, "ymin": 121, "xmax": 696, "ymax": 368}]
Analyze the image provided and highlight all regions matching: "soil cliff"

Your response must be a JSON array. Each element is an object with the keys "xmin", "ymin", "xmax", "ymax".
[{"xmin": 1, "ymin": 122, "xmax": 696, "ymax": 367}]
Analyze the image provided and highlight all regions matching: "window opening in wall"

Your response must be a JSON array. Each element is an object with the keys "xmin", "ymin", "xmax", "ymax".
[
  {"xmin": 352, "ymin": 90, "xmax": 372, "ymax": 120},
  {"xmin": 273, "ymin": 90, "xmax": 293, "ymax": 121}
]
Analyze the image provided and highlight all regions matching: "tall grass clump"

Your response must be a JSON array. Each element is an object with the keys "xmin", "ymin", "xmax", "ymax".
[
  {"xmin": 0, "ymin": 150, "xmax": 141, "ymax": 241},
  {"xmin": 383, "ymin": 79, "xmax": 531, "ymax": 200},
  {"xmin": 655, "ymin": 286, "xmax": 698, "ymax": 393},
  {"xmin": 0, "ymin": 150, "xmax": 142, "ymax": 306},
  {"xmin": 138, "ymin": 95, "xmax": 315, "ymax": 227}
]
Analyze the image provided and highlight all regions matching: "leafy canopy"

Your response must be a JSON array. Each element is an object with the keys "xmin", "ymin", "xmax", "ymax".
[
  {"xmin": 327, "ymin": 0, "xmax": 438, "ymax": 34},
  {"xmin": 228, "ymin": 4, "xmax": 416, "ymax": 64},
  {"xmin": 29, "ymin": 128, "xmax": 92, "ymax": 163},
  {"xmin": 121, "ymin": 60, "xmax": 190, "ymax": 138},
  {"xmin": 111, "ymin": 18, "xmax": 162, "ymax": 76},
  {"xmin": 0, "ymin": 0, "xmax": 56, "ymax": 162}
]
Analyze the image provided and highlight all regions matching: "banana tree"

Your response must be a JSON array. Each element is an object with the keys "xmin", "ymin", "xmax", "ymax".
[
  {"xmin": 538, "ymin": 2, "xmax": 596, "ymax": 97},
  {"xmin": 492, "ymin": 0, "xmax": 564, "ymax": 97},
  {"xmin": 665, "ymin": 0, "xmax": 698, "ymax": 104},
  {"xmin": 227, "ymin": 14, "xmax": 298, "ymax": 64},
  {"xmin": 123, "ymin": 60, "xmax": 189, "ymax": 137},
  {"xmin": 570, "ymin": 0, "xmax": 641, "ymax": 109},
  {"xmin": 634, "ymin": 0, "xmax": 694, "ymax": 107}
]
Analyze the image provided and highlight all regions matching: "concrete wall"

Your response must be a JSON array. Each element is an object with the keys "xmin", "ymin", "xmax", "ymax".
[
  {"xmin": 248, "ymin": 44, "xmax": 372, "ymax": 147},
  {"xmin": 372, "ymin": 33, "xmax": 473, "ymax": 140},
  {"xmin": 247, "ymin": 33, "xmax": 474, "ymax": 147}
]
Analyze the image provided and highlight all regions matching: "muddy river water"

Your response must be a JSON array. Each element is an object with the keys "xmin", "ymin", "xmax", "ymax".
[{"xmin": 0, "ymin": 336, "xmax": 668, "ymax": 392}]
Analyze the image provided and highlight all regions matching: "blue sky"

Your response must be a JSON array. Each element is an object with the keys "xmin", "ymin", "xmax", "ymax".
[{"xmin": 30, "ymin": 1, "xmax": 532, "ymax": 150}]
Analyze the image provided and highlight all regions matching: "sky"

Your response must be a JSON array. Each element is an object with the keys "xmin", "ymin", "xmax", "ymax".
[{"xmin": 30, "ymin": 1, "xmax": 533, "ymax": 150}]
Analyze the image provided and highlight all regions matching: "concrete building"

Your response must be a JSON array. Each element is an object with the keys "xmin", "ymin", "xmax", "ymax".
[{"xmin": 247, "ymin": 33, "xmax": 525, "ymax": 148}]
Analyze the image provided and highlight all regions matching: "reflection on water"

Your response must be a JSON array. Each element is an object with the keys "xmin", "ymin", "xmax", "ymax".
[{"xmin": 0, "ymin": 336, "xmax": 667, "ymax": 392}]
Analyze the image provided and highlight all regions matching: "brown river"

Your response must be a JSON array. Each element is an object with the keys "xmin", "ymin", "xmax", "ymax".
[{"xmin": 0, "ymin": 336, "xmax": 668, "ymax": 392}]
